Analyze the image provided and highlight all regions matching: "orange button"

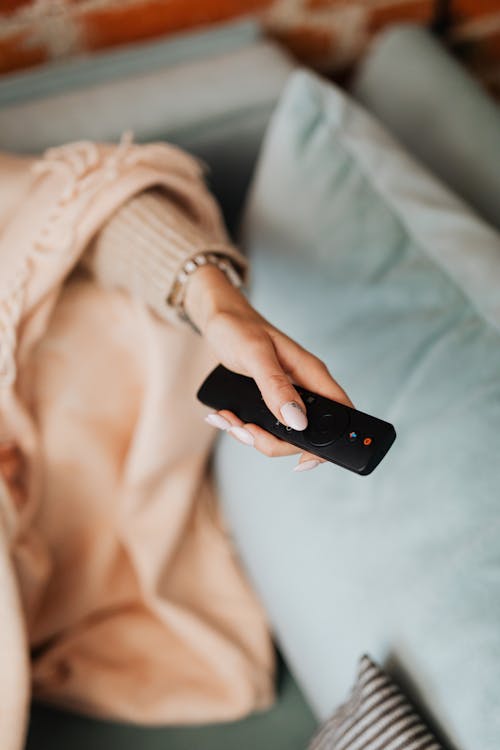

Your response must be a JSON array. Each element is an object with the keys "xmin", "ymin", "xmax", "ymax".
[{"xmin": 363, "ymin": 437, "xmax": 372, "ymax": 446}]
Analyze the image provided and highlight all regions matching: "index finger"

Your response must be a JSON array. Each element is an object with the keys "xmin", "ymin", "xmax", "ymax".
[
  {"xmin": 275, "ymin": 334, "xmax": 354, "ymax": 409},
  {"xmin": 244, "ymin": 337, "xmax": 309, "ymax": 431}
]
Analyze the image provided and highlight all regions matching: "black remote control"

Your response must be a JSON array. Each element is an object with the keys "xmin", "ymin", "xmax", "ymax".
[{"xmin": 197, "ymin": 364, "xmax": 396, "ymax": 475}]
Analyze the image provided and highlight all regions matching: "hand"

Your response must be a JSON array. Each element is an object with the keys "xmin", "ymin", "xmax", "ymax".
[{"xmin": 184, "ymin": 263, "xmax": 354, "ymax": 471}]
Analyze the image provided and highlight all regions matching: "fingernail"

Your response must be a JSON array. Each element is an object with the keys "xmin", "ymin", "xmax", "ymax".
[
  {"xmin": 280, "ymin": 401, "xmax": 308, "ymax": 430},
  {"xmin": 293, "ymin": 459, "xmax": 320, "ymax": 472},
  {"xmin": 204, "ymin": 413, "xmax": 231, "ymax": 430},
  {"xmin": 228, "ymin": 426, "xmax": 255, "ymax": 446}
]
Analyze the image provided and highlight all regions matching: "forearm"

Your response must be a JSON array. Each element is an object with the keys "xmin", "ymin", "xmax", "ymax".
[{"xmin": 82, "ymin": 185, "xmax": 250, "ymax": 329}]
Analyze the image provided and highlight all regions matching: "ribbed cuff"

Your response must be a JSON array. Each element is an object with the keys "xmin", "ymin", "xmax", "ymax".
[{"xmin": 84, "ymin": 188, "xmax": 250, "ymax": 328}]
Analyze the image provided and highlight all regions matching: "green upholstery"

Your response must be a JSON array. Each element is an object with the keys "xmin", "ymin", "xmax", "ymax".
[
  {"xmin": 352, "ymin": 25, "xmax": 500, "ymax": 232},
  {"xmin": 26, "ymin": 656, "xmax": 316, "ymax": 750}
]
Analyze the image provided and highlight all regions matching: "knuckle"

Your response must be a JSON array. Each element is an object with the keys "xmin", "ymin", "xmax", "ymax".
[
  {"xmin": 257, "ymin": 445, "xmax": 272, "ymax": 458},
  {"xmin": 261, "ymin": 441, "xmax": 281, "ymax": 458},
  {"xmin": 259, "ymin": 444, "xmax": 275, "ymax": 457},
  {"xmin": 246, "ymin": 331, "xmax": 269, "ymax": 351},
  {"xmin": 267, "ymin": 372, "xmax": 295, "ymax": 396},
  {"xmin": 267, "ymin": 371, "xmax": 288, "ymax": 386},
  {"xmin": 315, "ymin": 357, "xmax": 329, "ymax": 373}
]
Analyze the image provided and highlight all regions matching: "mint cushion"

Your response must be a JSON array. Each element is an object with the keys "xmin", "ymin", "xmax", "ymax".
[
  {"xmin": 214, "ymin": 69, "xmax": 500, "ymax": 750},
  {"xmin": 352, "ymin": 24, "xmax": 500, "ymax": 232}
]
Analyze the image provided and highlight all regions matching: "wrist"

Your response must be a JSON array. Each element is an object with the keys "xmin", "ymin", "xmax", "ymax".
[{"xmin": 183, "ymin": 263, "xmax": 249, "ymax": 334}]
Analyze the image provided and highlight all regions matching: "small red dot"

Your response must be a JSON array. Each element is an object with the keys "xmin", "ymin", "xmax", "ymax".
[{"xmin": 363, "ymin": 437, "xmax": 372, "ymax": 446}]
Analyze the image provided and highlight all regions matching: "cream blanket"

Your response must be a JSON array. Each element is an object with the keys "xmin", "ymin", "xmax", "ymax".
[{"xmin": 0, "ymin": 137, "xmax": 274, "ymax": 750}]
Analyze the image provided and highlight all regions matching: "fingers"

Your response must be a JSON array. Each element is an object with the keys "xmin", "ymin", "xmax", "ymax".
[
  {"xmin": 243, "ymin": 337, "xmax": 309, "ymax": 431},
  {"xmin": 202, "ymin": 319, "xmax": 354, "ymax": 475},
  {"xmin": 268, "ymin": 329, "xmax": 354, "ymax": 408},
  {"xmin": 293, "ymin": 451, "xmax": 327, "ymax": 471},
  {"xmin": 213, "ymin": 409, "xmax": 300, "ymax": 458},
  {"xmin": 204, "ymin": 409, "xmax": 327, "ymax": 472}
]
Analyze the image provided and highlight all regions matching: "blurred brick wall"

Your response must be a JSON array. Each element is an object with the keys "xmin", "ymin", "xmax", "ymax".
[
  {"xmin": 0, "ymin": 0, "xmax": 273, "ymax": 73},
  {"xmin": 0, "ymin": 0, "xmax": 498, "ymax": 96},
  {"xmin": 264, "ymin": 0, "xmax": 438, "ymax": 71}
]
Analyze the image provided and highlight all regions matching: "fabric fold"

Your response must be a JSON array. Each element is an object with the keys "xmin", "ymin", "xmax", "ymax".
[{"xmin": 0, "ymin": 133, "xmax": 274, "ymax": 749}]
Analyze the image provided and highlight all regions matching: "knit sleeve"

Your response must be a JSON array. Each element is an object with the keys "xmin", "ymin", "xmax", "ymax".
[{"xmin": 80, "ymin": 180, "xmax": 250, "ymax": 329}]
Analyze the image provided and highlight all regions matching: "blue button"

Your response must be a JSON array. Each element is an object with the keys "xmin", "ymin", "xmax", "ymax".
[{"xmin": 348, "ymin": 431, "xmax": 357, "ymax": 442}]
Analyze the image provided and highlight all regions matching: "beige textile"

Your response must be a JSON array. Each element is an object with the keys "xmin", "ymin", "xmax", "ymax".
[
  {"xmin": 82, "ymin": 181, "xmax": 249, "ymax": 328},
  {"xmin": 0, "ymin": 136, "xmax": 274, "ymax": 750}
]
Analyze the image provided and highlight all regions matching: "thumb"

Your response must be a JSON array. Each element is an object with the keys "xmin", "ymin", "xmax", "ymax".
[{"xmin": 246, "ymin": 339, "xmax": 308, "ymax": 431}]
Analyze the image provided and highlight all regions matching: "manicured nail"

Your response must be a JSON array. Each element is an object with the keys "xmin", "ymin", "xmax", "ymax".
[
  {"xmin": 204, "ymin": 413, "xmax": 231, "ymax": 430},
  {"xmin": 280, "ymin": 401, "xmax": 308, "ymax": 430},
  {"xmin": 293, "ymin": 459, "xmax": 320, "ymax": 472},
  {"xmin": 228, "ymin": 426, "xmax": 255, "ymax": 446}
]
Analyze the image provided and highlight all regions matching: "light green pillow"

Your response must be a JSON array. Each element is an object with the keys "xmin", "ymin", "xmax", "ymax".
[
  {"xmin": 352, "ymin": 24, "xmax": 500, "ymax": 232},
  {"xmin": 214, "ymin": 69, "xmax": 500, "ymax": 750}
]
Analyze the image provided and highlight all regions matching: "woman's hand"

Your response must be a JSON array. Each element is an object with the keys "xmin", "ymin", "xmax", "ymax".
[{"xmin": 184, "ymin": 264, "xmax": 354, "ymax": 471}]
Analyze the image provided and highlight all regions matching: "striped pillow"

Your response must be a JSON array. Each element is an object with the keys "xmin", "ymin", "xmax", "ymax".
[{"xmin": 308, "ymin": 655, "xmax": 443, "ymax": 750}]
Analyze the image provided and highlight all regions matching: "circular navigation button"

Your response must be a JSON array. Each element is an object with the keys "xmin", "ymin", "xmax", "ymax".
[{"xmin": 304, "ymin": 408, "xmax": 349, "ymax": 447}]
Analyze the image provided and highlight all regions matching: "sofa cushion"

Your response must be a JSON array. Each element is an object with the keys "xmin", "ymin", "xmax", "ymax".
[
  {"xmin": 308, "ymin": 655, "xmax": 443, "ymax": 750},
  {"xmin": 214, "ymin": 69, "xmax": 500, "ymax": 750},
  {"xmin": 352, "ymin": 24, "xmax": 500, "ymax": 232}
]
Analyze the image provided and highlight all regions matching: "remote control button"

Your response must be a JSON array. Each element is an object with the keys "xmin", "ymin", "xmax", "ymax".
[
  {"xmin": 363, "ymin": 437, "xmax": 372, "ymax": 446},
  {"xmin": 348, "ymin": 431, "xmax": 358, "ymax": 442},
  {"xmin": 304, "ymin": 409, "xmax": 349, "ymax": 447}
]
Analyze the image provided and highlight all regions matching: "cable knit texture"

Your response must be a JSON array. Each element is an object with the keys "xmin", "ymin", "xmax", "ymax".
[
  {"xmin": 0, "ymin": 134, "xmax": 273, "ymax": 750},
  {"xmin": 82, "ymin": 185, "xmax": 249, "ymax": 327}
]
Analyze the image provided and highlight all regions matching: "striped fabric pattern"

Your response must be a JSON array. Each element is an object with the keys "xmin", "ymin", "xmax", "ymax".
[{"xmin": 308, "ymin": 656, "xmax": 443, "ymax": 750}]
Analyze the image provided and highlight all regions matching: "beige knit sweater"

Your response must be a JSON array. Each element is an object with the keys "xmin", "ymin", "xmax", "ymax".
[
  {"xmin": 0, "ymin": 140, "xmax": 274, "ymax": 750},
  {"xmin": 81, "ymin": 184, "xmax": 250, "ymax": 328}
]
